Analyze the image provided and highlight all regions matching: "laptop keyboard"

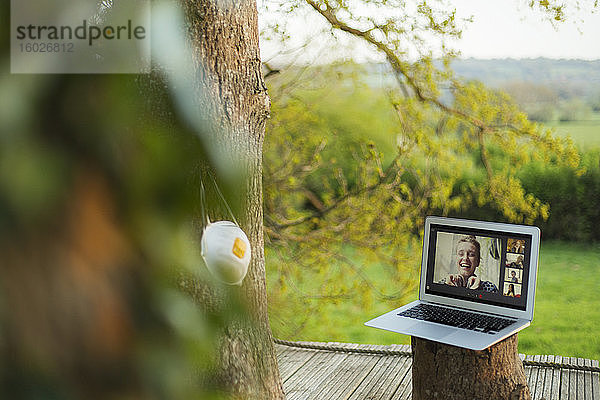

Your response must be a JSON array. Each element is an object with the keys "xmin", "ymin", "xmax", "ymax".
[{"xmin": 398, "ymin": 303, "xmax": 516, "ymax": 334}]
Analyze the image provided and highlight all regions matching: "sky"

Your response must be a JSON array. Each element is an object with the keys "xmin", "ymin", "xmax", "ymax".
[
  {"xmin": 449, "ymin": 0, "xmax": 600, "ymax": 60},
  {"xmin": 259, "ymin": 0, "xmax": 600, "ymax": 63}
]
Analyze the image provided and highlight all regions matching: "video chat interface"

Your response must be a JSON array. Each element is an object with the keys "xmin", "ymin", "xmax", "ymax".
[{"xmin": 425, "ymin": 224, "xmax": 532, "ymax": 311}]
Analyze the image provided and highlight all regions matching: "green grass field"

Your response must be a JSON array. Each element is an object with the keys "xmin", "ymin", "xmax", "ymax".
[
  {"xmin": 518, "ymin": 241, "xmax": 600, "ymax": 359},
  {"xmin": 546, "ymin": 113, "xmax": 600, "ymax": 148},
  {"xmin": 268, "ymin": 241, "xmax": 600, "ymax": 360}
]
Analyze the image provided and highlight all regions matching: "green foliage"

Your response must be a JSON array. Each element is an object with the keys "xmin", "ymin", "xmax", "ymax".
[
  {"xmin": 266, "ymin": 243, "xmax": 421, "ymax": 343},
  {"xmin": 264, "ymin": 64, "xmax": 432, "ymax": 336},
  {"xmin": 260, "ymin": 0, "xmax": 595, "ymax": 352},
  {"xmin": 260, "ymin": 0, "xmax": 588, "ymax": 340},
  {"xmin": 591, "ymin": 91, "xmax": 600, "ymax": 112},
  {"xmin": 260, "ymin": 1, "xmax": 591, "ymax": 346},
  {"xmin": 501, "ymin": 81, "xmax": 558, "ymax": 122},
  {"xmin": 557, "ymin": 98, "xmax": 592, "ymax": 122},
  {"xmin": 265, "ymin": 63, "xmax": 398, "ymax": 190},
  {"xmin": 517, "ymin": 151, "xmax": 600, "ymax": 242},
  {"xmin": 262, "ymin": 58, "xmax": 581, "ymax": 340}
]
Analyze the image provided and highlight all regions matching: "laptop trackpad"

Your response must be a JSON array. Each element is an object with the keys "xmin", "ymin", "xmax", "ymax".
[{"xmin": 403, "ymin": 322, "xmax": 455, "ymax": 340}]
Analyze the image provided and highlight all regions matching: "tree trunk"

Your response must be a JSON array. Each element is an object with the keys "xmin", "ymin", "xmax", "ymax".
[
  {"xmin": 183, "ymin": 0, "xmax": 285, "ymax": 399},
  {"xmin": 411, "ymin": 334, "xmax": 531, "ymax": 400}
]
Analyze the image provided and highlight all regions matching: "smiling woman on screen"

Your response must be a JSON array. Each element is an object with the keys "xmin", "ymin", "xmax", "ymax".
[{"xmin": 438, "ymin": 235, "xmax": 499, "ymax": 293}]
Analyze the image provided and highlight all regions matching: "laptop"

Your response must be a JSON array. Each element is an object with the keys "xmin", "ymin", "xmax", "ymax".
[{"xmin": 365, "ymin": 216, "xmax": 540, "ymax": 350}]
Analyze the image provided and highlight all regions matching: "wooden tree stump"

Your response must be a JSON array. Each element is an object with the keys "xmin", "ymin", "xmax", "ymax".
[{"xmin": 411, "ymin": 334, "xmax": 531, "ymax": 400}]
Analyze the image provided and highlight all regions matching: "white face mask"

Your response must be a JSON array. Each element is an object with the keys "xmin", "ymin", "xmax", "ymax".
[{"xmin": 201, "ymin": 221, "xmax": 251, "ymax": 285}]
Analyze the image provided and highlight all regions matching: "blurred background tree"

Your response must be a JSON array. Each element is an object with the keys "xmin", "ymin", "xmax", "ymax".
[
  {"xmin": 501, "ymin": 82, "xmax": 559, "ymax": 122},
  {"xmin": 0, "ymin": 63, "xmax": 227, "ymax": 399},
  {"xmin": 1, "ymin": 0, "xmax": 283, "ymax": 398}
]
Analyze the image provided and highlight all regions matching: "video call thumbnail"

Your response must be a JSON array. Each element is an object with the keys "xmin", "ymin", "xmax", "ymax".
[
  {"xmin": 507, "ymin": 238, "xmax": 525, "ymax": 254},
  {"xmin": 505, "ymin": 267, "xmax": 522, "ymax": 284},
  {"xmin": 502, "ymin": 237, "xmax": 527, "ymax": 297},
  {"xmin": 503, "ymin": 282, "xmax": 522, "ymax": 297},
  {"xmin": 505, "ymin": 252, "xmax": 524, "ymax": 268}
]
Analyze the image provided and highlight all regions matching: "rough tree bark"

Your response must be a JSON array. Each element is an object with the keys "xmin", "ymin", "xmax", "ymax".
[
  {"xmin": 412, "ymin": 334, "xmax": 531, "ymax": 400},
  {"xmin": 182, "ymin": 0, "xmax": 285, "ymax": 398}
]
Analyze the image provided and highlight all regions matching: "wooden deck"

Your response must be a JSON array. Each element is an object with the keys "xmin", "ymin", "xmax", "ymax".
[{"xmin": 276, "ymin": 341, "xmax": 600, "ymax": 400}]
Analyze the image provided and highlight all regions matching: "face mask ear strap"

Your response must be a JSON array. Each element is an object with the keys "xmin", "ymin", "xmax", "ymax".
[
  {"xmin": 210, "ymin": 173, "xmax": 239, "ymax": 227},
  {"xmin": 200, "ymin": 171, "xmax": 240, "ymax": 227},
  {"xmin": 200, "ymin": 178, "xmax": 211, "ymax": 228}
]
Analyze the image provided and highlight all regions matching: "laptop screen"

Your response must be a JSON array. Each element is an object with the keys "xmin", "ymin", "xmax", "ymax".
[{"xmin": 424, "ymin": 223, "xmax": 533, "ymax": 311}]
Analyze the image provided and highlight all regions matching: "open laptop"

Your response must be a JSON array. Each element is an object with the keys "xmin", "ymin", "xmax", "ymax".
[{"xmin": 365, "ymin": 216, "xmax": 540, "ymax": 350}]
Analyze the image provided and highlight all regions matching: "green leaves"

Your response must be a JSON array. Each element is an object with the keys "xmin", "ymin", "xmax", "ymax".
[
  {"xmin": 262, "ymin": 59, "xmax": 584, "ymax": 339},
  {"xmin": 259, "ymin": 0, "xmax": 594, "ymax": 341}
]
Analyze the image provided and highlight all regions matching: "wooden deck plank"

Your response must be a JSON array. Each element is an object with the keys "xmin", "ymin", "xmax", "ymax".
[
  {"xmin": 346, "ymin": 355, "xmax": 395, "ymax": 399},
  {"xmin": 293, "ymin": 342, "xmax": 377, "ymax": 400},
  {"xmin": 275, "ymin": 346, "xmax": 297, "ymax": 378},
  {"xmin": 525, "ymin": 354, "xmax": 538, "ymax": 396},
  {"xmin": 368, "ymin": 349, "xmax": 412, "ymax": 400},
  {"xmin": 277, "ymin": 346, "xmax": 319, "ymax": 383},
  {"xmin": 276, "ymin": 342, "xmax": 598, "ymax": 400},
  {"xmin": 284, "ymin": 345, "xmax": 349, "ymax": 400},
  {"xmin": 381, "ymin": 345, "xmax": 413, "ymax": 400},
  {"xmin": 584, "ymin": 358, "xmax": 592, "ymax": 400},
  {"xmin": 545, "ymin": 355, "xmax": 559, "ymax": 400},
  {"xmin": 342, "ymin": 344, "xmax": 390, "ymax": 400},
  {"xmin": 560, "ymin": 355, "xmax": 571, "ymax": 400},
  {"xmin": 374, "ymin": 345, "xmax": 412, "ymax": 400},
  {"xmin": 335, "ymin": 344, "xmax": 388, "ymax": 400},
  {"xmin": 305, "ymin": 344, "xmax": 357, "ymax": 399},
  {"xmin": 313, "ymin": 343, "xmax": 380, "ymax": 400},
  {"xmin": 392, "ymin": 361, "xmax": 412, "ymax": 400},
  {"xmin": 592, "ymin": 359, "xmax": 599, "ymax": 400},
  {"xmin": 347, "ymin": 346, "xmax": 410, "ymax": 400},
  {"xmin": 281, "ymin": 348, "xmax": 319, "ymax": 381},
  {"xmin": 576, "ymin": 357, "xmax": 586, "ymax": 400},
  {"xmin": 567, "ymin": 357, "xmax": 576, "ymax": 400},
  {"xmin": 529, "ymin": 355, "xmax": 544, "ymax": 400},
  {"xmin": 370, "ymin": 354, "xmax": 411, "ymax": 400},
  {"xmin": 533, "ymin": 354, "xmax": 548, "ymax": 400},
  {"xmin": 277, "ymin": 347, "xmax": 309, "ymax": 383},
  {"xmin": 582, "ymin": 357, "xmax": 590, "ymax": 399}
]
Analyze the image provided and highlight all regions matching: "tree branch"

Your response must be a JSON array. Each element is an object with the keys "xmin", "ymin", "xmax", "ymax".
[
  {"xmin": 269, "ymin": 153, "xmax": 402, "ymax": 229},
  {"xmin": 477, "ymin": 127, "xmax": 493, "ymax": 180},
  {"xmin": 305, "ymin": 0, "xmax": 503, "ymax": 134}
]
